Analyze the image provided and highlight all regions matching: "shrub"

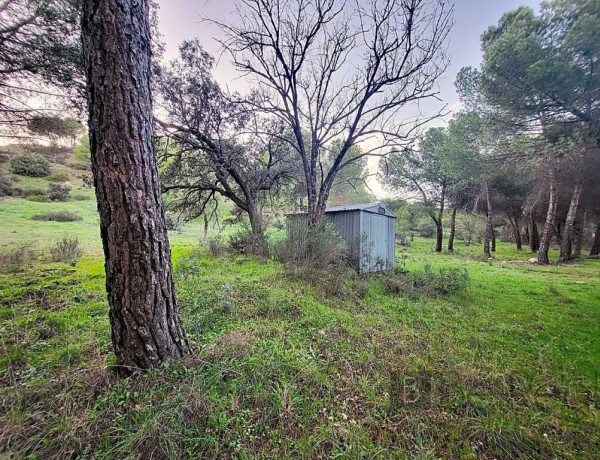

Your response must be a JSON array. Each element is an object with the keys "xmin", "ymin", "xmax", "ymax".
[
  {"xmin": 382, "ymin": 264, "xmax": 469, "ymax": 298},
  {"xmin": 73, "ymin": 135, "xmax": 91, "ymax": 161},
  {"xmin": 10, "ymin": 153, "xmax": 51, "ymax": 177},
  {"xmin": 0, "ymin": 170, "xmax": 12, "ymax": 196},
  {"xmin": 47, "ymin": 183, "xmax": 71, "ymax": 201},
  {"xmin": 31, "ymin": 211, "xmax": 82, "ymax": 222},
  {"xmin": 228, "ymin": 228, "xmax": 269, "ymax": 257},
  {"xmin": 0, "ymin": 246, "xmax": 34, "ymax": 272},
  {"xmin": 417, "ymin": 221, "xmax": 436, "ymax": 238},
  {"xmin": 72, "ymin": 194, "xmax": 91, "ymax": 201},
  {"xmin": 25, "ymin": 194, "xmax": 47, "ymax": 202},
  {"xmin": 207, "ymin": 236, "xmax": 228, "ymax": 257},
  {"xmin": 47, "ymin": 172, "xmax": 70, "ymax": 182},
  {"xmin": 49, "ymin": 236, "xmax": 83, "ymax": 265},
  {"xmin": 275, "ymin": 219, "xmax": 348, "ymax": 274}
]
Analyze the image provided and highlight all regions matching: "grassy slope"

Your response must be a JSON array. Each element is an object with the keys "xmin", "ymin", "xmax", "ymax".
[{"xmin": 1, "ymin": 163, "xmax": 599, "ymax": 459}]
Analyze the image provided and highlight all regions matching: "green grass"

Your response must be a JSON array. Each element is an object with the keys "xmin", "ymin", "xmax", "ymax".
[{"xmin": 1, "ymin": 161, "xmax": 599, "ymax": 459}]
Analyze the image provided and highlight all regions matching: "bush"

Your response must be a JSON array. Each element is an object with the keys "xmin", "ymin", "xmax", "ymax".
[
  {"xmin": 275, "ymin": 219, "xmax": 348, "ymax": 273},
  {"xmin": 382, "ymin": 264, "xmax": 469, "ymax": 298},
  {"xmin": 31, "ymin": 211, "xmax": 82, "ymax": 222},
  {"xmin": 49, "ymin": 237, "xmax": 83, "ymax": 266},
  {"xmin": 417, "ymin": 221, "xmax": 436, "ymax": 238},
  {"xmin": 10, "ymin": 153, "xmax": 51, "ymax": 177},
  {"xmin": 0, "ymin": 246, "xmax": 34, "ymax": 272},
  {"xmin": 47, "ymin": 183, "xmax": 71, "ymax": 201},
  {"xmin": 25, "ymin": 194, "xmax": 47, "ymax": 202},
  {"xmin": 72, "ymin": 194, "xmax": 91, "ymax": 201},
  {"xmin": 228, "ymin": 228, "xmax": 269, "ymax": 257},
  {"xmin": 0, "ymin": 170, "xmax": 12, "ymax": 196},
  {"xmin": 47, "ymin": 172, "xmax": 70, "ymax": 182},
  {"xmin": 73, "ymin": 135, "xmax": 91, "ymax": 161},
  {"xmin": 207, "ymin": 236, "xmax": 228, "ymax": 257}
]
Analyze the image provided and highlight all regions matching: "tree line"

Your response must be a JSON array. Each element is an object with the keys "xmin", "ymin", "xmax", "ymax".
[{"xmin": 381, "ymin": 0, "xmax": 599, "ymax": 264}]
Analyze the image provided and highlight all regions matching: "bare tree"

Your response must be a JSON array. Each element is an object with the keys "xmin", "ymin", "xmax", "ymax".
[
  {"xmin": 155, "ymin": 39, "xmax": 298, "ymax": 240},
  {"xmin": 216, "ymin": 0, "xmax": 453, "ymax": 223},
  {"xmin": 82, "ymin": 0, "xmax": 189, "ymax": 373}
]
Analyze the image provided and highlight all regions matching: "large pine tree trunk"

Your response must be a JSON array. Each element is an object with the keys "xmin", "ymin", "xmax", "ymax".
[
  {"xmin": 538, "ymin": 169, "xmax": 557, "ymax": 265},
  {"xmin": 448, "ymin": 206, "xmax": 457, "ymax": 252},
  {"xmin": 590, "ymin": 222, "xmax": 600, "ymax": 256},
  {"xmin": 559, "ymin": 183, "xmax": 582, "ymax": 263},
  {"xmin": 82, "ymin": 0, "xmax": 189, "ymax": 373},
  {"xmin": 483, "ymin": 182, "xmax": 493, "ymax": 258}
]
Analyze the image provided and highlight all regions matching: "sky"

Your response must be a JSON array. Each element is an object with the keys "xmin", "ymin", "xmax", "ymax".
[{"xmin": 156, "ymin": 0, "xmax": 542, "ymax": 197}]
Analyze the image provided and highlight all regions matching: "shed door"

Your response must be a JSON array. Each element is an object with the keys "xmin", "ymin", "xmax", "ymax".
[{"xmin": 368, "ymin": 214, "xmax": 389, "ymax": 271}]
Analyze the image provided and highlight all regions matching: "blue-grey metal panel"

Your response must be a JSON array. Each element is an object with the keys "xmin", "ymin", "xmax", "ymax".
[{"xmin": 324, "ymin": 210, "xmax": 360, "ymax": 264}]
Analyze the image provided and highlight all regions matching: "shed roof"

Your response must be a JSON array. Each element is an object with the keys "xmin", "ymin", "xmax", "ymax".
[{"xmin": 287, "ymin": 202, "xmax": 397, "ymax": 218}]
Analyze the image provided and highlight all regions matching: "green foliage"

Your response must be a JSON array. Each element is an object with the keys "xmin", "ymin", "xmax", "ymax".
[
  {"xmin": 10, "ymin": 153, "xmax": 51, "ymax": 177},
  {"xmin": 47, "ymin": 172, "xmax": 70, "ymax": 182},
  {"xmin": 47, "ymin": 183, "xmax": 71, "ymax": 201},
  {"xmin": 31, "ymin": 211, "xmax": 82, "ymax": 222},
  {"xmin": 461, "ymin": 0, "xmax": 600, "ymax": 138},
  {"xmin": 73, "ymin": 135, "xmax": 91, "ymax": 161},
  {"xmin": 417, "ymin": 221, "xmax": 436, "ymax": 238},
  {"xmin": 207, "ymin": 236, "xmax": 228, "ymax": 257},
  {"xmin": 382, "ymin": 265, "xmax": 469, "ymax": 298},
  {"xmin": 24, "ymin": 194, "xmax": 48, "ymax": 202},
  {"xmin": 49, "ymin": 236, "xmax": 83, "ymax": 265},
  {"xmin": 228, "ymin": 228, "xmax": 269, "ymax": 257}
]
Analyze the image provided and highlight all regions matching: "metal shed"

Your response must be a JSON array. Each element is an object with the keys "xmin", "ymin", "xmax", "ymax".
[{"xmin": 287, "ymin": 202, "xmax": 397, "ymax": 273}]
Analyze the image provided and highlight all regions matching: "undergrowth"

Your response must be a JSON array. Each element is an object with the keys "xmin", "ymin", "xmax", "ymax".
[{"xmin": 0, "ymin": 244, "xmax": 598, "ymax": 459}]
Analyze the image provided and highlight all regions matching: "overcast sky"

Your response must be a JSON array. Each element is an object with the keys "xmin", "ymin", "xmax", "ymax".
[{"xmin": 156, "ymin": 0, "xmax": 543, "ymax": 197}]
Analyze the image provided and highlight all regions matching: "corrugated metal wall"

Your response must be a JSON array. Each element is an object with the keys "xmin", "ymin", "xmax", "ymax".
[
  {"xmin": 286, "ymin": 209, "xmax": 395, "ymax": 273},
  {"xmin": 324, "ymin": 211, "xmax": 361, "ymax": 261},
  {"xmin": 359, "ymin": 212, "xmax": 395, "ymax": 272}
]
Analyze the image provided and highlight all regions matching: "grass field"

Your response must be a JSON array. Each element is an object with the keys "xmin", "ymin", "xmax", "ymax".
[{"xmin": 1, "ymin": 160, "xmax": 599, "ymax": 459}]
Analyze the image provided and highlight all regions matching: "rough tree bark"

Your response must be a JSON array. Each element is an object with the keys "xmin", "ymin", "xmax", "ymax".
[
  {"xmin": 483, "ymin": 182, "xmax": 494, "ymax": 258},
  {"xmin": 559, "ymin": 182, "xmax": 583, "ymax": 263},
  {"xmin": 82, "ymin": 0, "xmax": 190, "ymax": 373},
  {"xmin": 538, "ymin": 169, "xmax": 558, "ymax": 264},
  {"xmin": 573, "ymin": 208, "xmax": 586, "ymax": 258},
  {"xmin": 508, "ymin": 214, "xmax": 523, "ymax": 250},
  {"xmin": 448, "ymin": 206, "xmax": 457, "ymax": 252},
  {"xmin": 529, "ymin": 215, "xmax": 540, "ymax": 252},
  {"xmin": 590, "ymin": 222, "xmax": 600, "ymax": 256}
]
